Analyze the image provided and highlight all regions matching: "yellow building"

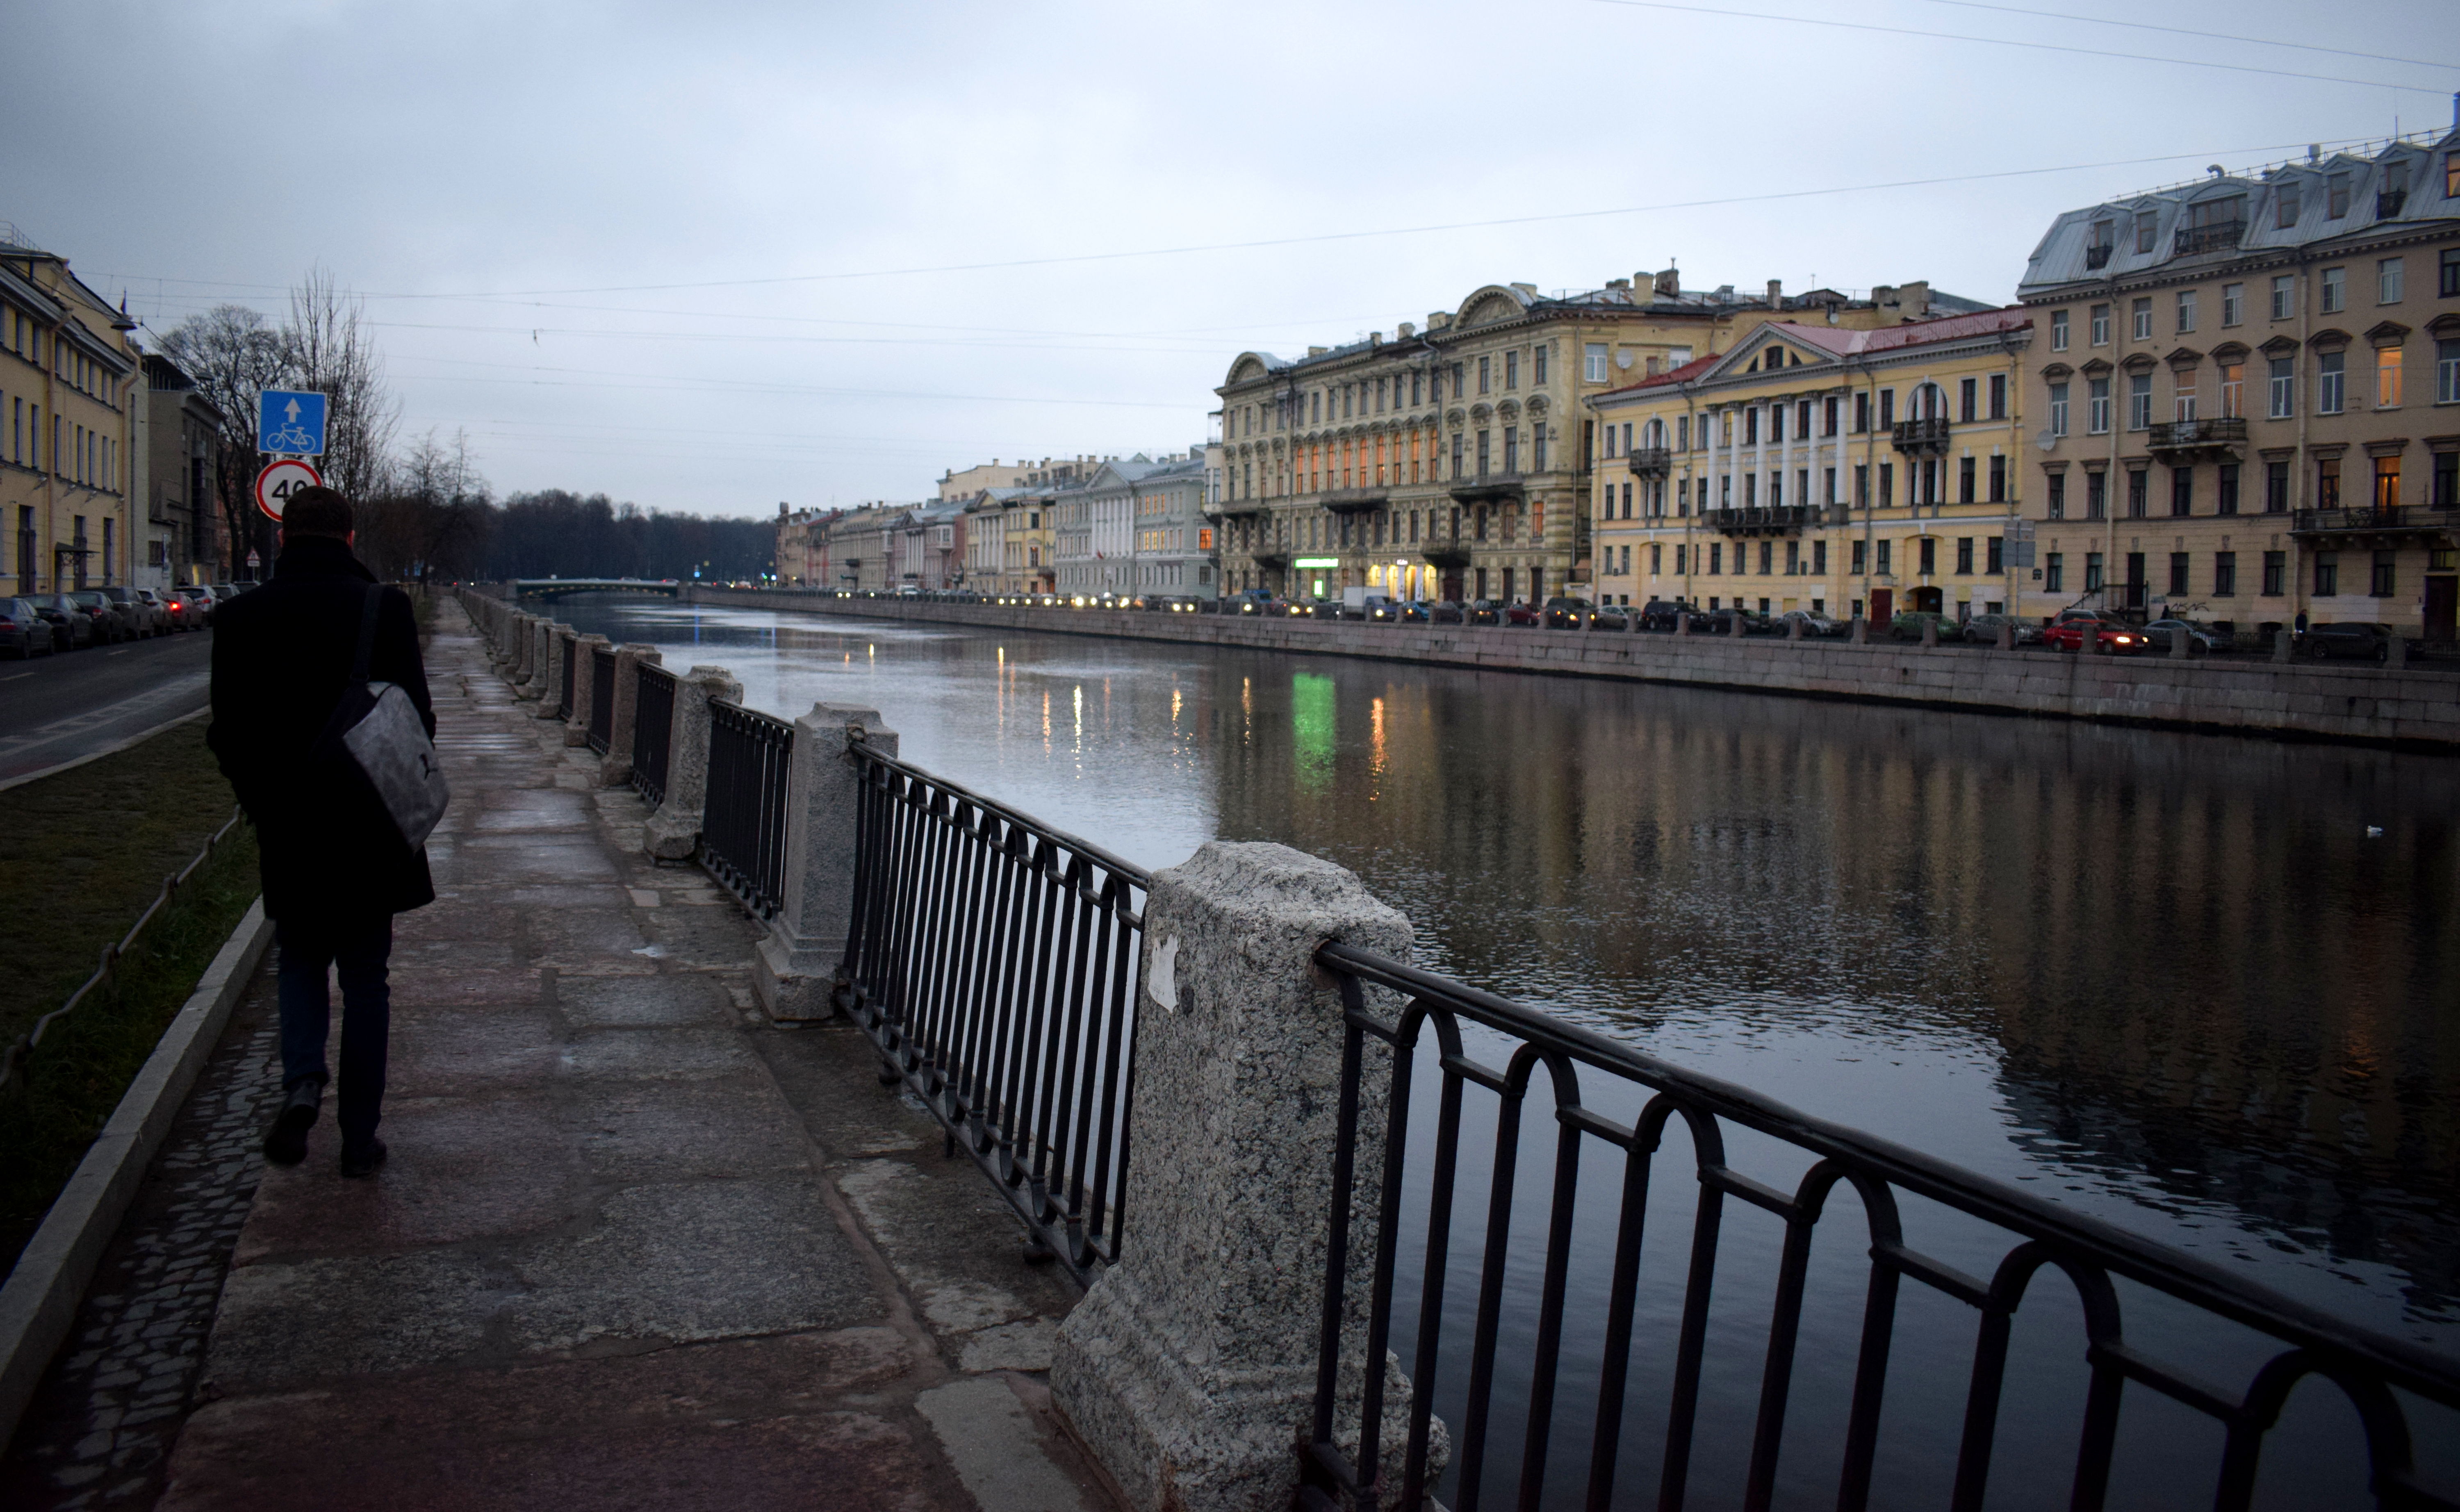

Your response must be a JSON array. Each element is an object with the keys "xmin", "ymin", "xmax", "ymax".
[
  {"xmin": 3, "ymin": 225, "xmax": 141, "ymax": 595},
  {"xmin": 1585, "ymin": 307, "xmax": 2034, "ymax": 625}
]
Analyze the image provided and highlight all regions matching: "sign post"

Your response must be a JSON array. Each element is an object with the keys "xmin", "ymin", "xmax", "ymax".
[{"xmin": 255, "ymin": 458, "xmax": 323, "ymax": 522}]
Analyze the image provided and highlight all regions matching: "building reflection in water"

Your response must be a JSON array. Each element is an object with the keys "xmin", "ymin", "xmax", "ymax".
[{"xmin": 565, "ymin": 599, "xmax": 2459, "ymax": 1343}]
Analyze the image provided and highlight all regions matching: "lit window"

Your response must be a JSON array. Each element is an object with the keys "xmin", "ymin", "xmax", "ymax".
[{"xmin": 2377, "ymin": 346, "xmax": 2403, "ymax": 408}]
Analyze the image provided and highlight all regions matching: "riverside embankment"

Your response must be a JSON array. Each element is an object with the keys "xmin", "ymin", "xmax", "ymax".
[{"xmin": 681, "ymin": 586, "xmax": 2460, "ymax": 749}]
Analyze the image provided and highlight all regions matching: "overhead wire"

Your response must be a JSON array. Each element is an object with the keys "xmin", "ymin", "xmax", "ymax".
[{"xmin": 1912, "ymin": 0, "xmax": 2460, "ymax": 71}]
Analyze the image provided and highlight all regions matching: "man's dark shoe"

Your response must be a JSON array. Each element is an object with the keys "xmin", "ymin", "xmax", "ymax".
[
  {"xmin": 339, "ymin": 1138, "xmax": 388, "ymax": 1179},
  {"xmin": 262, "ymin": 1082, "xmax": 321, "ymax": 1166}
]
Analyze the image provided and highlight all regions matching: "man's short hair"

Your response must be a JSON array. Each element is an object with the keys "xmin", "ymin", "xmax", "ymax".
[{"xmin": 284, "ymin": 486, "xmax": 353, "ymax": 539}]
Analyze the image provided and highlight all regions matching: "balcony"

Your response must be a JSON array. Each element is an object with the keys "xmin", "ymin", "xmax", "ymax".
[
  {"xmin": 1448, "ymin": 473, "xmax": 1526, "ymax": 504},
  {"xmin": 1319, "ymin": 487, "xmax": 1389, "ymax": 514},
  {"xmin": 2146, "ymin": 417, "xmax": 2247, "ymax": 460},
  {"xmin": 1890, "ymin": 417, "xmax": 1950, "ymax": 455},
  {"xmin": 1421, "ymin": 544, "xmax": 1471, "ymax": 570},
  {"xmin": 1708, "ymin": 505, "xmax": 1818, "ymax": 535},
  {"xmin": 2172, "ymin": 221, "xmax": 2246, "ymax": 257},
  {"xmin": 2292, "ymin": 506, "xmax": 2457, "ymax": 539},
  {"xmin": 2378, "ymin": 188, "xmax": 2408, "ymax": 219},
  {"xmin": 1624, "ymin": 447, "xmax": 1671, "ymax": 478},
  {"xmin": 2084, "ymin": 243, "xmax": 2114, "ymax": 270}
]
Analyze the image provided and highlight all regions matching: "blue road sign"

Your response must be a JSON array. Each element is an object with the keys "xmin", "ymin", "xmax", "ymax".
[{"xmin": 257, "ymin": 389, "xmax": 328, "ymax": 455}]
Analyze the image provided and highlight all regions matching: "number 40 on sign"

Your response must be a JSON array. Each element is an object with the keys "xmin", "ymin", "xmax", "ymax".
[{"xmin": 254, "ymin": 458, "xmax": 323, "ymax": 521}]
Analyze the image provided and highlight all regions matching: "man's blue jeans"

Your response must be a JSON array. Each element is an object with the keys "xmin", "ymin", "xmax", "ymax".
[{"xmin": 276, "ymin": 915, "xmax": 393, "ymax": 1151}]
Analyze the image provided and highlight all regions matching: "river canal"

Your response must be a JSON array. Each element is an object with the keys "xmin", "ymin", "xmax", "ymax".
[{"xmin": 551, "ymin": 596, "xmax": 2456, "ymax": 1506}]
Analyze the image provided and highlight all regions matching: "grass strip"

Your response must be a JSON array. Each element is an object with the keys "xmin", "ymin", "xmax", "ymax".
[{"xmin": 0, "ymin": 721, "xmax": 263, "ymax": 1274}]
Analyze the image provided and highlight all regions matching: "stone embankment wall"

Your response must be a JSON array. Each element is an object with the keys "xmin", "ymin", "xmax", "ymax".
[{"xmin": 683, "ymin": 588, "xmax": 2460, "ymax": 749}]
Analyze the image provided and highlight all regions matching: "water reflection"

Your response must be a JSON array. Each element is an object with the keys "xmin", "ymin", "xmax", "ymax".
[{"xmin": 556, "ymin": 598, "xmax": 2459, "ymax": 1346}]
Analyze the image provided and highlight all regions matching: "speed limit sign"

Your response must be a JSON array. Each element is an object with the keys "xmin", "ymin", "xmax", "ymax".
[{"xmin": 254, "ymin": 458, "xmax": 323, "ymax": 521}]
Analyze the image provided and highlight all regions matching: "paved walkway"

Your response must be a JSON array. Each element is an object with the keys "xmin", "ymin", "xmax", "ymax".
[{"xmin": 96, "ymin": 606, "xmax": 1105, "ymax": 1512}]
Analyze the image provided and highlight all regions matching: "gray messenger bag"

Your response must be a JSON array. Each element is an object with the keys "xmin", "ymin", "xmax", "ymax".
[{"xmin": 316, "ymin": 584, "xmax": 451, "ymax": 849}]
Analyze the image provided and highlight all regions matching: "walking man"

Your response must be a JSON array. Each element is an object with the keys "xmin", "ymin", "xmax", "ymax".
[{"xmin": 209, "ymin": 487, "xmax": 435, "ymax": 1177}]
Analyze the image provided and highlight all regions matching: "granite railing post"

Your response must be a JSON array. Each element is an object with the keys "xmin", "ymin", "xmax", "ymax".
[
  {"xmin": 1850, "ymin": 614, "xmax": 1868, "ymax": 644},
  {"xmin": 529, "ymin": 618, "xmax": 554, "ymax": 688},
  {"xmin": 1674, "ymin": 610, "xmax": 1690, "ymax": 637},
  {"xmin": 564, "ymin": 634, "xmax": 611, "ymax": 748},
  {"xmin": 598, "ymin": 644, "xmax": 661, "ymax": 786},
  {"xmin": 753, "ymin": 702, "xmax": 897, "ymax": 1021},
  {"xmin": 644, "ymin": 667, "xmax": 742, "ymax": 861},
  {"xmin": 2274, "ymin": 629, "xmax": 2294, "ymax": 663},
  {"xmin": 1788, "ymin": 615, "xmax": 1804, "ymax": 641},
  {"xmin": 2169, "ymin": 622, "xmax": 2191, "ymax": 659},
  {"xmin": 510, "ymin": 615, "xmax": 541, "ymax": 696},
  {"xmin": 1052, "ymin": 841, "xmax": 1434, "ymax": 1512},
  {"xmin": 1998, "ymin": 621, "xmax": 2016, "ymax": 651},
  {"xmin": 1921, "ymin": 618, "xmax": 1939, "ymax": 648},
  {"xmin": 535, "ymin": 629, "xmax": 573, "ymax": 721},
  {"xmin": 1731, "ymin": 610, "xmax": 1748, "ymax": 638},
  {"xmin": 2387, "ymin": 634, "xmax": 2409, "ymax": 670}
]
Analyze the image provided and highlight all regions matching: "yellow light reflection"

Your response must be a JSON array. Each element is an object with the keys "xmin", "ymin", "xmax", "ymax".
[{"xmin": 1369, "ymin": 697, "xmax": 1387, "ymax": 790}]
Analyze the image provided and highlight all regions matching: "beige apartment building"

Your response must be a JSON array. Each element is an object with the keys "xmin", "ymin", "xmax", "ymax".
[
  {"xmin": 2016, "ymin": 129, "xmax": 2460, "ymax": 639},
  {"xmin": 137, "ymin": 352, "xmax": 224, "ymax": 589},
  {"xmin": 1586, "ymin": 307, "xmax": 2034, "ymax": 622},
  {"xmin": 3, "ymin": 224, "xmax": 140, "ymax": 595},
  {"xmin": 1211, "ymin": 272, "xmax": 1988, "ymax": 604}
]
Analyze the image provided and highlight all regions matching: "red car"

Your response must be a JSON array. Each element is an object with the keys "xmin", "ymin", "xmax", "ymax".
[
  {"xmin": 1503, "ymin": 601, "xmax": 1543, "ymax": 627},
  {"xmin": 2042, "ymin": 617, "xmax": 2149, "ymax": 654}
]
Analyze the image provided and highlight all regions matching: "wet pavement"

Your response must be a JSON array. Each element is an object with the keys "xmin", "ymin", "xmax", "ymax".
[{"xmin": 7, "ymin": 605, "xmax": 1115, "ymax": 1512}]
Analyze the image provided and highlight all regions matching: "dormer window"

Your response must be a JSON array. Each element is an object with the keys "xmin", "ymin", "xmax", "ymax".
[
  {"xmin": 2134, "ymin": 210, "xmax": 2158, "ymax": 253},
  {"xmin": 2328, "ymin": 172, "xmax": 2351, "ymax": 218},
  {"xmin": 2275, "ymin": 181, "xmax": 2301, "ymax": 227},
  {"xmin": 2380, "ymin": 159, "xmax": 2410, "ymax": 218}
]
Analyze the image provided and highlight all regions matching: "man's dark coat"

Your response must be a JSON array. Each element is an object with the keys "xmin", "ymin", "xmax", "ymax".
[{"xmin": 207, "ymin": 535, "xmax": 437, "ymax": 922}]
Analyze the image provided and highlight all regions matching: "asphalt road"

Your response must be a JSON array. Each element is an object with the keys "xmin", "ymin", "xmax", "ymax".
[{"xmin": 0, "ymin": 628, "xmax": 216, "ymax": 788}]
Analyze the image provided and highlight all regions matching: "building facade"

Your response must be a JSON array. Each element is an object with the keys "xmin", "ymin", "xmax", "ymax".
[
  {"xmin": 1056, "ymin": 459, "xmax": 1156, "ymax": 595},
  {"xmin": 1586, "ymin": 307, "xmax": 2034, "ymax": 623},
  {"xmin": 2016, "ymin": 130, "xmax": 2460, "ymax": 638},
  {"xmin": 1210, "ymin": 273, "xmax": 1986, "ymax": 605},
  {"xmin": 137, "ymin": 352, "xmax": 223, "ymax": 590},
  {"xmin": 1125, "ymin": 451, "xmax": 1214, "ymax": 600},
  {"xmin": 3, "ymin": 225, "xmax": 139, "ymax": 595}
]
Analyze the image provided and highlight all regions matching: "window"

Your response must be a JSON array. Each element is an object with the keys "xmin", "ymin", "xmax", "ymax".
[
  {"xmin": 2051, "ymin": 310, "xmax": 2069, "ymax": 350},
  {"xmin": 2314, "ymin": 551, "xmax": 2339, "ymax": 596},
  {"xmin": 1651, "ymin": 544, "xmax": 1662, "ymax": 574},
  {"xmin": 2380, "ymin": 257, "xmax": 2405, "ymax": 304},
  {"xmin": 2084, "ymin": 551, "xmax": 2104, "ymax": 591},
  {"xmin": 1584, "ymin": 343, "xmax": 1608, "ymax": 383},
  {"xmin": 2219, "ymin": 362, "xmax": 2244, "ymax": 417},
  {"xmin": 1878, "ymin": 462, "xmax": 1893, "ymax": 507},
  {"xmin": 1877, "ymin": 539, "xmax": 1893, "ymax": 575},
  {"xmin": 1533, "ymin": 422, "xmax": 1548, "ymax": 472},
  {"xmin": 1854, "ymin": 392, "xmax": 1870, "ymax": 432},
  {"xmin": 2132, "ymin": 298, "xmax": 2153, "ymax": 340},
  {"xmin": 2268, "ymin": 357, "xmax": 2294, "ymax": 417},
  {"xmin": 1959, "ymin": 377, "xmax": 1978, "ymax": 422},
  {"xmin": 1533, "ymin": 346, "xmax": 1547, "ymax": 384},
  {"xmin": 1814, "ymin": 540, "xmax": 1827, "ymax": 574},
  {"xmin": 2271, "ymin": 274, "xmax": 2295, "ymax": 321},
  {"xmin": 2445, "ymin": 248, "xmax": 2460, "ymax": 298},
  {"xmin": 2218, "ymin": 462, "xmax": 2239, "ymax": 515},
  {"xmin": 2089, "ymin": 376, "xmax": 2111, "ymax": 433},
  {"xmin": 1956, "ymin": 537, "xmax": 1974, "ymax": 574},
  {"xmin": 1676, "ymin": 415, "xmax": 1689, "ymax": 450},
  {"xmin": 1959, "ymin": 456, "xmax": 1976, "ymax": 503},
  {"xmin": 2048, "ymin": 471, "xmax": 2067, "ymax": 519},
  {"xmin": 2262, "ymin": 550, "xmax": 2286, "ymax": 595},
  {"xmin": 1505, "ymin": 351, "xmax": 1519, "ymax": 390},
  {"xmin": 2049, "ymin": 382, "xmax": 2070, "ymax": 435},
  {"xmin": 2321, "ymin": 266, "xmax": 2345, "ymax": 313},
  {"xmin": 1852, "ymin": 539, "xmax": 1868, "ymax": 574},
  {"xmin": 2265, "ymin": 459, "xmax": 2289, "ymax": 512},
  {"xmin": 2128, "ymin": 373, "xmax": 2152, "ymax": 430},
  {"xmin": 2090, "ymin": 303, "xmax": 2111, "ymax": 345},
  {"xmin": 2175, "ymin": 371, "xmax": 2198, "ymax": 421},
  {"xmin": 2215, "ymin": 552, "xmax": 2237, "ymax": 596},
  {"xmin": 2328, "ymin": 173, "xmax": 2350, "ymax": 218},
  {"xmin": 2371, "ymin": 550, "xmax": 2396, "ymax": 597},
  {"xmin": 2318, "ymin": 456, "xmax": 2341, "ymax": 510},
  {"xmin": 1988, "ymin": 536, "xmax": 2004, "ymax": 574},
  {"xmin": 2378, "ymin": 346, "xmax": 2404, "ymax": 408},
  {"xmin": 1879, "ymin": 389, "xmax": 1895, "ymax": 429},
  {"xmin": 2375, "ymin": 456, "xmax": 2401, "ymax": 509},
  {"xmin": 1989, "ymin": 373, "xmax": 2007, "ymax": 419},
  {"xmin": 2435, "ymin": 451, "xmax": 2457, "ymax": 508},
  {"xmin": 2222, "ymin": 282, "xmax": 2244, "ymax": 326},
  {"xmin": 2046, "ymin": 551, "xmax": 2065, "ymax": 592},
  {"xmin": 1746, "ymin": 407, "xmax": 1761, "ymax": 445},
  {"xmin": 2171, "ymin": 467, "xmax": 2193, "ymax": 517},
  {"xmin": 1854, "ymin": 465, "xmax": 1869, "ymax": 508},
  {"xmin": 2443, "ymin": 339, "xmax": 2460, "ymax": 404},
  {"xmin": 2135, "ymin": 210, "xmax": 2157, "ymax": 253},
  {"xmin": 1476, "ymin": 429, "xmax": 1490, "ymax": 476},
  {"xmin": 2176, "ymin": 289, "xmax": 2198, "ymax": 333},
  {"xmin": 2087, "ymin": 469, "xmax": 2107, "ymax": 518},
  {"xmin": 1823, "ymin": 395, "xmax": 1839, "ymax": 435},
  {"xmin": 2319, "ymin": 350, "xmax": 2345, "ymax": 414},
  {"xmin": 2127, "ymin": 469, "xmax": 2148, "ymax": 517},
  {"xmin": 1503, "ymin": 426, "xmax": 1519, "ymax": 474},
  {"xmin": 2169, "ymin": 553, "xmax": 2189, "ymax": 596}
]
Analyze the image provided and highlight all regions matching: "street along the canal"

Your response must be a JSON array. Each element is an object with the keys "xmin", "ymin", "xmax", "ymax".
[{"xmin": 553, "ymin": 594, "xmax": 2457, "ymax": 1506}]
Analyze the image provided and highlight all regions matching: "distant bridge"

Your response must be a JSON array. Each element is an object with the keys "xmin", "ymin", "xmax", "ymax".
[{"xmin": 512, "ymin": 578, "xmax": 682, "ymax": 603}]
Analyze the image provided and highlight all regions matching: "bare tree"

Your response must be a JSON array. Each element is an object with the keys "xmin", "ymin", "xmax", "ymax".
[
  {"xmin": 285, "ymin": 266, "xmax": 398, "ymax": 505},
  {"xmin": 159, "ymin": 304, "xmax": 290, "ymax": 577},
  {"xmin": 364, "ymin": 428, "xmax": 491, "ymax": 582}
]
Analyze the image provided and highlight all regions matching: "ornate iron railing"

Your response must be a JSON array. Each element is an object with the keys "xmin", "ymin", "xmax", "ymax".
[
  {"xmin": 558, "ymin": 636, "xmax": 576, "ymax": 718},
  {"xmin": 631, "ymin": 663, "xmax": 676, "ymax": 806},
  {"xmin": 700, "ymin": 700, "xmax": 791, "ymax": 917},
  {"xmin": 587, "ymin": 648, "xmax": 615, "ymax": 754},
  {"xmin": 1299, "ymin": 943, "xmax": 2460, "ymax": 1512},
  {"xmin": 834, "ymin": 738, "xmax": 1146, "ymax": 1287}
]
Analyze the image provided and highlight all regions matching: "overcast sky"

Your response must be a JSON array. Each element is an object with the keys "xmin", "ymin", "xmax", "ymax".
[{"xmin": 6, "ymin": 0, "xmax": 2454, "ymax": 515}]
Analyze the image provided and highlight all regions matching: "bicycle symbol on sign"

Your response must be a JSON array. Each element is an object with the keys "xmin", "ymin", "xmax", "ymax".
[{"xmin": 262, "ymin": 425, "xmax": 321, "ymax": 454}]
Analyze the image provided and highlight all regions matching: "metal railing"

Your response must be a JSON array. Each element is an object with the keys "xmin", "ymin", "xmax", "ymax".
[
  {"xmin": 1706, "ymin": 505, "xmax": 1818, "ymax": 535},
  {"xmin": 559, "ymin": 637, "xmax": 576, "ymax": 718},
  {"xmin": 2295, "ymin": 506, "xmax": 2444, "ymax": 535},
  {"xmin": 700, "ymin": 700, "xmax": 791, "ymax": 917},
  {"xmin": 1890, "ymin": 416, "xmax": 1951, "ymax": 453},
  {"xmin": 587, "ymin": 648, "xmax": 615, "ymax": 753},
  {"xmin": 2173, "ymin": 220, "xmax": 2246, "ymax": 256},
  {"xmin": 1625, "ymin": 447, "xmax": 1672, "ymax": 478},
  {"xmin": 834, "ymin": 738, "xmax": 1146, "ymax": 1287},
  {"xmin": 631, "ymin": 663, "xmax": 676, "ymax": 806},
  {"xmin": 1297, "ymin": 943, "xmax": 2460, "ymax": 1512},
  {"xmin": 2148, "ymin": 417, "xmax": 2248, "ymax": 453}
]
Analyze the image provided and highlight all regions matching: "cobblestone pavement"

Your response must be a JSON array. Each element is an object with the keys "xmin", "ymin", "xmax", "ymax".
[{"xmin": 0, "ymin": 965, "xmax": 282, "ymax": 1509}]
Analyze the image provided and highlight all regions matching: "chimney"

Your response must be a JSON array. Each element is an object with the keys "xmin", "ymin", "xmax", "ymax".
[
  {"xmin": 1653, "ymin": 267, "xmax": 1680, "ymax": 298},
  {"xmin": 1398, "ymin": 321, "xmax": 1416, "ymax": 338},
  {"xmin": 1767, "ymin": 278, "xmax": 1783, "ymax": 306},
  {"xmin": 1370, "ymin": 331, "xmax": 1383, "ymax": 347},
  {"xmin": 1607, "ymin": 278, "xmax": 1632, "ymax": 291},
  {"xmin": 2308, "ymin": 143, "xmax": 2321, "ymax": 163},
  {"xmin": 1899, "ymin": 279, "xmax": 1931, "ymax": 317}
]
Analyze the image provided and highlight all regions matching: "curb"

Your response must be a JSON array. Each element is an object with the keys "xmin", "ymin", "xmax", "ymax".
[
  {"xmin": 0, "ymin": 896, "xmax": 274, "ymax": 1446},
  {"xmin": 0, "ymin": 705, "xmax": 211, "ymax": 797}
]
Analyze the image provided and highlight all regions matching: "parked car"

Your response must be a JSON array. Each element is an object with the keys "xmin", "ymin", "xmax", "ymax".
[
  {"xmin": 1428, "ymin": 599, "xmax": 1466, "ymax": 624},
  {"xmin": 1637, "ymin": 599, "xmax": 1687, "ymax": 631},
  {"xmin": 1960, "ymin": 612, "xmax": 2043, "ymax": 646},
  {"xmin": 1887, "ymin": 610, "xmax": 1952, "ymax": 642},
  {"xmin": 2042, "ymin": 617, "xmax": 2150, "ymax": 654},
  {"xmin": 1367, "ymin": 599, "xmax": 1428, "ymax": 624},
  {"xmin": 66, "ymin": 590, "xmax": 131, "ymax": 643},
  {"xmin": 1541, "ymin": 597, "xmax": 1626, "ymax": 630},
  {"xmin": 2295, "ymin": 622, "xmax": 2398, "ymax": 662},
  {"xmin": 210, "ymin": 583, "xmax": 245, "ymax": 606},
  {"xmin": 1779, "ymin": 610, "xmax": 1847, "ymax": 638},
  {"xmin": 1467, "ymin": 599, "xmax": 1507, "ymax": 626},
  {"xmin": 102, "ymin": 585, "xmax": 164, "ymax": 636},
  {"xmin": 147, "ymin": 587, "xmax": 205, "ymax": 631},
  {"xmin": 1701, "ymin": 608, "xmax": 1774, "ymax": 636},
  {"xmin": 170, "ymin": 586, "xmax": 218, "ymax": 627},
  {"xmin": 0, "ymin": 598, "xmax": 55, "ymax": 658},
  {"xmin": 2141, "ymin": 618, "xmax": 2223, "ymax": 655},
  {"xmin": 1230, "ymin": 589, "xmax": 1276, "ymax": 616},
  {"xmin": 33, "ymin": 594, "xmax": 96, "ymax": 651},
  {"xmin": 1503, "ymin": 600, "xmax": 1543, "ymax": 627}
]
